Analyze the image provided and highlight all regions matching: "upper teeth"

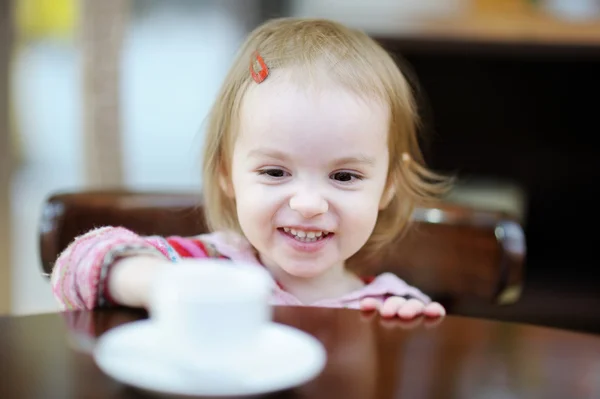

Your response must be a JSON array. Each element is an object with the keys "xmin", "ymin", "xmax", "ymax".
[{"xmin": 283, "ymin": 227, "xmax": 325, "ymax": 238}]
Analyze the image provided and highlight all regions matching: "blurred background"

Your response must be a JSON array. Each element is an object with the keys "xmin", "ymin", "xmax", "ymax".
[{"xmin": 0, "ymin": 0, "xmax": 599, "ymax": 332}]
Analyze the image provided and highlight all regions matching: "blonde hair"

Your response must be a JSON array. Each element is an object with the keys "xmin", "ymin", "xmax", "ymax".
[{"xmin": 202, "ymin": 17, "xmax": 451, "ymax": 268}]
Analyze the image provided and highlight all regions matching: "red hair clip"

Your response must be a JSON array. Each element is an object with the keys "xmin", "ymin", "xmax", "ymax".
[{"xmin": 250, "ymin": 51, "xmax": 269, "ymax": 83}]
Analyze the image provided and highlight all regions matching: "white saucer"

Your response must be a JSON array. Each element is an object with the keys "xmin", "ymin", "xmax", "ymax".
[{"xmin": 93, "ymin": 319, "xmax": 327, "ymax": 397}]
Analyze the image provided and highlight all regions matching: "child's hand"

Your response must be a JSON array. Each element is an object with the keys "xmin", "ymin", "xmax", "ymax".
[
  {"xmin": 108, "ymin": 255, "xmax": 172, "ymax": 309},
  {"xmin": 359, "ymin": 296, "xmax": 446, "ymax": 319}
]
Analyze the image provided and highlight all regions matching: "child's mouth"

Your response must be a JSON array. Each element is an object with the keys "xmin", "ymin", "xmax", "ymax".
[{"xmin": 278, "ymin": 227, "xmax": 333, "ymax": 243}]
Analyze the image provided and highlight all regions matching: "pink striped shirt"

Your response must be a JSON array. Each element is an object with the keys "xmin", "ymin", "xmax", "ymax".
[{"xmin": 50, "ymin": 227, "xmax": 431, "ymax": 311}]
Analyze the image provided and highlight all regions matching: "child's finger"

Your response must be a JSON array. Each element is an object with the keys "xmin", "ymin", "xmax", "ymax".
[
  {"xmin": 380, "ymin": 297, "xmax": 407, "ymax": 318},
  {"xmin": 423, "ymin": 302, "xmax": 446, "ymax": 318},
  {"xmin": 359, "ymin": 297, "xmax": 381, "ymax": 312},
  {"xmin": 397, "ymin": 298, "xmax": 425, "ymax": 319}
]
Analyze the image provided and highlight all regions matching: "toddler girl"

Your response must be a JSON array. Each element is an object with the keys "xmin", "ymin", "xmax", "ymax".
[{"xmin": 51, "ymin": 17, "xmax": 450, "ymax": 320}]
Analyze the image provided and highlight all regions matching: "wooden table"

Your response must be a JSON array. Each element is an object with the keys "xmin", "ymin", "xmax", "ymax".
[{"xmin": 2, "ymin": 307, "xmax": 600, "ymax": 398}]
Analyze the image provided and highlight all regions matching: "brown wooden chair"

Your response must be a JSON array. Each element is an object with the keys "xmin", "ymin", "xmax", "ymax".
[{"xmin": 39, "ymin": 190, "xmax": 525, "ymax": 309}]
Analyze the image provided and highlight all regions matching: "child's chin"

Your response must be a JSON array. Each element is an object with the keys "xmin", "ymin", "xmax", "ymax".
[{"xmin": 280, "ymin": 263, "xmax": 331, "ymax": 279}]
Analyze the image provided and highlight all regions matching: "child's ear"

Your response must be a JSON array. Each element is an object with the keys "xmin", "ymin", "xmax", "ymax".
[{"xmin": 379, "ymin": 182, "xmax": 396, "ymax": 210}]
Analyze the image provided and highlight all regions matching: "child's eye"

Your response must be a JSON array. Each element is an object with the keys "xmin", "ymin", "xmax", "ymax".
[
  {"xmin": 258, "ymin": 168, "xmax": 289, "ymax": 178},
  {"xmin": 330, "ymin": 171, "xmax": 362, "ymax": 183}
]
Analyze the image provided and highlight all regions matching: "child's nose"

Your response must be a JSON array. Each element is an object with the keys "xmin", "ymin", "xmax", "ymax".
[{"xmin": 289, "ymin": 191, "xmax": 328, "ymax": 219}]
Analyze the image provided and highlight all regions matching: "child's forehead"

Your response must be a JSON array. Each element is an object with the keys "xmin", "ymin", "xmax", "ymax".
[
  {"xmin": 241, "ymin": 85, "xmax": 386, "ymax": 135},
  {"xmin": 241, "ymin": 71, "xmax": 388, "ymax": 121},
  {"xmin": 234, "ymin": 77, "xmax": 390, "ymax": 160}
]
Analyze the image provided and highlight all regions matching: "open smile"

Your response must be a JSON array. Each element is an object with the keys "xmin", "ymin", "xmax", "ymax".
[
  {"xmin": 277, "ymin": 227, "xmax": 334, "ymax": 253},
  {"xmin": 279, "ymin": 227, "xmax": 332, "ymax": 242}
]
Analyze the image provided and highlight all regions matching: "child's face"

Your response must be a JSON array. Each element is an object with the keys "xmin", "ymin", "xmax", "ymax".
[{"xmin": 228, "ymin": 76, "xmax": 390, "ymax": 279}]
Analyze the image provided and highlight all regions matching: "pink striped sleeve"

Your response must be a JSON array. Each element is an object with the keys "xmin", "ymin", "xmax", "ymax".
[
  {"xmin": 166, "ymin": 236, "xmax": 210, "ymax": 258},
  {"xmin": 50, "ymin": 227, "xmax": 168, "ymax": 311},
  {"xmin": 50, "ymin": 228, "xmax": 228, "ymax": 311}
]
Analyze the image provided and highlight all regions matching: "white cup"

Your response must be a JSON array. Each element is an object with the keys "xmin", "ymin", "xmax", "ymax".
[{"xmin": 148, "ymin": 259, "xmax": 274, "ymax": 370}]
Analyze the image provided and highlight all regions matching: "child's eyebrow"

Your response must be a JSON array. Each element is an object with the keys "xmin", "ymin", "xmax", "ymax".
[
  {"xmin": 248, "ymin": 148, "xmax": 375, "ymax": 167},
  {"xmin": 333, "ymin": 155, "xmax": 376, "ymax": 167},
  {"xmin": 248, "ymin": 148, "xmax": 288, "ymax": 161}
]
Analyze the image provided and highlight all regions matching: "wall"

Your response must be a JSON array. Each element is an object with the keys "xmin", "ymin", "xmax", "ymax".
[{"xmin": 10, "ymin": 0, "xmax": 259, "ymax": 314}]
